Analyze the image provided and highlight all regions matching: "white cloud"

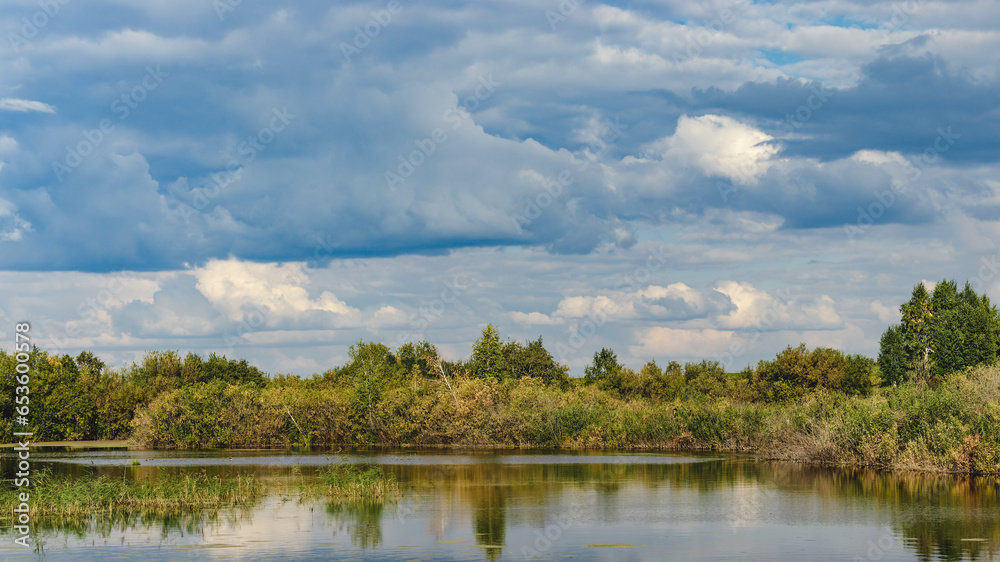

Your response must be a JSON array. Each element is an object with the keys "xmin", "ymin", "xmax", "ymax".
[
  {"xmin": 0, "ymin": 98, "xmax": 56, "ymax": 113},
  {"xmin": 714, "ymin": 281, "xmax": 842, "ymax": 330},
  {"xmin": 0, "ymin": 198, "xmax": 32, "ymax": 242},
  {"xmin": 870, "ymin": 300, "xmax": 898, "ymax": 324},
  {"xmin": 645, "ymin": 114, "xmax": 778, "ymax": 185},
  {"xmin": 509, "ymin": 311, "xmax": 562, "ymax": 325},
  {"xmin": 631, "ymin": 326, "xmax": 734, "ymax": 358},
  {"xmin": 192, "ymin": 258, "xmax": 360, "ymax": 325}
]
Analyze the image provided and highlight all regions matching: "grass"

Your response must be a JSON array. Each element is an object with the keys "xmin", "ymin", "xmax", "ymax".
[
  {"xmin": 2, "ymin": 464, "xmax": 399, "ymax": 523},
  {"xmin": 100, "ymin": 364, "xmax": 1000, "ymax": 475},
  {"xmin": 313, "ymin": 463, "xmax": 398, "ymax": 502},
  {"xmin": 11, "ymin": 468, "xmax": 266, "ymax": 522}
]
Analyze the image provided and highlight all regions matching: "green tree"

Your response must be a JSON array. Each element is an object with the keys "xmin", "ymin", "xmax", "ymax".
[
  {"xmin": 878, "ymin": 324, "xmax": 908, "ymax": 386},
  {"xmin": 503, "ymin": 337, "xmax": 569, "ymax": 387},
  {"xmin": 882, "ymin": 279, "xmax": 1000, "ymax": 380},
  {"xmin": 929, "ymin": 280, "xmax": 962, "ymax": 376},
  {"xmin": 900, "ymin": 283, "xmax": 933, "ymax": 370},
  {"xmin": 469, "ymin": 325, "xmax": 508, "ymax": 380},
  {"xmin": 752, "ymin": 344, "xmax": 869, "ymax": 401},
  {"xmin": 584, "ymin": 348, "xmax": 622, "ymax": 384},
  {"xmin": 583, "ymin": 348, "xmax": 631, "ymax": 394},
  {"xmin": 30, "ymin": 352, "xmax": 97, "ymax": 440},
  {"xmin": 959, "ymin": 287, "xmax": 1000, "ymax": 367},
  {"xmin": 682, "ymin": 360, "xmax": 729, "ymax": 398},
  {"xmin": 842, "ymin": 354, "xmax": 878, "ymax": 395},
  {"xmin": 342, "ymin": 340, "xmax": 401, "ymax": 438},
  {"xmin": 634, "ymin": 359, "xmax": 683, "ymax": 400},
  {"xmin": 396, "ymin": 340, "xmax": 438, "ymax": 378}
]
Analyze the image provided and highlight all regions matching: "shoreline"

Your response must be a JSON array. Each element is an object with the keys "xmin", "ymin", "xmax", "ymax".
[{"xmin": 5, "ymin": 440, "xmax": 998, "ymax": 476}]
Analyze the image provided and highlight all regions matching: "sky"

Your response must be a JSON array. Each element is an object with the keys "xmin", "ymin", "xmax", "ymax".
[{"xmin": 1, "ymin": 0, "xmax": 999, "ymax": 376}]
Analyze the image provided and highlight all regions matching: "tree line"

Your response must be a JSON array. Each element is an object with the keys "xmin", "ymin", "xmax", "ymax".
[
  {"xmin": 878, "ymin": 279, "xmax": 1000, "ymax": 385},
  {"xmin": 2, "ymin": 277, "xmax": 998, "ymax": 444}
]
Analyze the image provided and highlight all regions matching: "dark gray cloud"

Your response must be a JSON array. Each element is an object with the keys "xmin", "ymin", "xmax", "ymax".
[{"xmin": 0, "ymin": 0, "xmax": 998, "ymax": 374}]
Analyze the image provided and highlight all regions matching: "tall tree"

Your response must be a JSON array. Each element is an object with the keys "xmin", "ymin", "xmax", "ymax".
[
  {"xmin": 900, "ymin": 282, "xmax": 933, "ymax": 365},
  {"xmin": 470, "ymin": 324, "xmax": 508, "ymax": 380},
  {"xmin": 880, "ymin": 278, "xmax": 1000, "ymax": 381},
  {"xmin": 343, "ymin": 340, "xmax": 400, "ymax": 437},
  {"xmin": 878, "ymin": 324, "xmax": 908, "ymax": 386},
  {"xmin": 503, "ymin": 337, "xmax": 569, "ymax": 387},
  {"xmin": 584, "ymin": 348, "xmax": 622, "ymax": 384},
  {"xmin": 956, "ymin": 285, "xmax": 1000, "ymax": 368}
]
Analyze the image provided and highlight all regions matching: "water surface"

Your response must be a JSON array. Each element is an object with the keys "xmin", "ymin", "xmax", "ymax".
[{"xmin": 2, "ymin": 446, "xmax": 998, "ymax": 560}]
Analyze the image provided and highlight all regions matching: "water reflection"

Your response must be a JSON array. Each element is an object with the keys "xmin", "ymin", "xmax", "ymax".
[
  {"xmin": 327, "ymin": 501, "xmax": 386, "ymax": 550},
  {"xmin": 2, "ymin": 449, "xmax": 999, "ymax": 561}
]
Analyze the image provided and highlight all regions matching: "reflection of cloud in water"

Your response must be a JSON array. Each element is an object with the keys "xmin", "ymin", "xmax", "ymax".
[{"xmin": 10, "ymin": 451, "xmax": 1000, "ymax": 561}]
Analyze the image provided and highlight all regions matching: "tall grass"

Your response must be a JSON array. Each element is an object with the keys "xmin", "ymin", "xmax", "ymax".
[
  {"xmin": 127, "ymin": 364, "xmax": 1000, "ymax": 474},
  {"xmin": 2, "ymin": 464, "xmax": 399, "ymax": 524},
  {"xmin": 309, "ymin": 464, "xmax": 398, "ymax": 502},
  {"xmin": 0, "ymin": 468, "xmax": 266, "ymax": 523}
]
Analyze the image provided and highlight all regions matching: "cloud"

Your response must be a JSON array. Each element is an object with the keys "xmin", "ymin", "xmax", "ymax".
[
  {"xmin": 631, "ymin": 326, "xmax": 734, "ymax": 358},
  {"xmin": 715, "ymin": 281, "xmax": 842, "ymax": 331},
  {"xmin": 509, "ymin": 311, "xmax": 562, "ymax": 325},
  {"xmin": 870, "ymin": 300, "xmax": 898, "ymax": 324},
  {"xmin": 0, "ymin": 0, "xmax": 996, "ymax": 377},
  {"xmin": 0, "ymin": 98, "xmax": 56, "ymax": 113},
  {"xmin": 0, "ymin": 199, "xmax": 32, "ymax": 241},
  {"xmin": 192, "ymin": 258, "xmax": 360, "ymax": 326},
  {"xmin": 645, "ymin": 114, "xmax": 778, "ymax": 185}
]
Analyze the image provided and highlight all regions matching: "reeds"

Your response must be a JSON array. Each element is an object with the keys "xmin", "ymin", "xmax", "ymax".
[{"xmin": 2, "ymin": 464, "xmax": 399, "ymax": 524}]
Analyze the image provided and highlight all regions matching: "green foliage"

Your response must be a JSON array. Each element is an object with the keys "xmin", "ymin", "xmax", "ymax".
[
  {"xmin": 314, "ymin": 464, "xmax": 398, "ymax": 503},
  {"xmin": 753, "ymin": 344, "xmax": 877, "ymax": 401},
  {"xmin": 630, "ymin": 360, "xmax": 684, "ymax": 401},
  {"xmin": 340, "ymin": 340, "xmax": 404, "ymax": 440},
  {"xmin": 469, "ymin": 325, "xmax": 508, "ymax": 380},
  {"xmin": 880, "ymin": 279, "xmax": 1000, "ymax": 384},
  {"xmin": 11, "ymin": 469, "xmax": 266, "ymax": 522},
  {"xmin": 396, "ymin": 340, "xmax": 438, "ymax": 379},
  {"xmin": 0, "ymin": 350, "xmax": 100, "ymax": 441},
  {"xmin": 584, "ymin": 348, "xmax": 623, "ymax": 385},
  {"xmin": 878, "ymin": 324, "xmax": 908, "ymax": 386},
  {"xmin": 900, "ymin": 282, "xmax": 933, "ymax": 364},
  {"xmin": 503, "ymin": 337, "xmax": 570, "ymax": 387},
  {"xmin": 842, "ymin": 354, "xmax": 879, "ymax": 396}
]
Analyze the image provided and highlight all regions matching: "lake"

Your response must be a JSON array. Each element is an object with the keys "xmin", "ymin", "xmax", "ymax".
[{"xmin": 2, "ymin": 445, "xmax": 999, "ymax": 560}]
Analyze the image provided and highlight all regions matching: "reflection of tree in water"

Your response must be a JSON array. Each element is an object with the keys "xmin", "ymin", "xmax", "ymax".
[
  {"xmin": 396, "ymin": 457, "xmax": 1000, "ymax": 561},
  {"xmin": 837, "ymin": 470, "xmax": 1000, "ymax": 562},
  {"xmin": 470, "ymin": 481, "xmax": 506, "ymax": 562},
  {"xmin": 718, "ymin": 461, "xmax": 1000, "ymax": 561},
  {"xmin": 326, "ymin": 501, "xmax": 385, "ymax": 550},
  {"xmin": 30, "ymin": 457, "xmax": 998, "ymax": 560}
]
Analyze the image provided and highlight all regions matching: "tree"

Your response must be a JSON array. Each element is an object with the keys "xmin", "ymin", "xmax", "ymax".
[
  {"xmin": 842, "ymin": 354, "xmax": 878, "ymax": 396},
  {"xmin": 878, "ymin": 324, "xmax": 908, "ymax": 386},
  {"xmin": 929, "ymin": 280, "xmax": 961, "ymax": 376},
  {"xmin": 634, "ymin": 359, "xmax": 683, "ymax": 400},
  {"xmin": 396, "ymin": 341, "xmax": 438, "ymax": 379},
  {"xmin": 342, "ymin": 340, "xmax": 401, "ymax": 437},
  {"xmin": 573, "ymin": 347, "xmax": 637, "ymax": 396},
  {"xmin": 503, "ymin": 337, "xmax": 569, "ymax": 387},
  {"xmin": 584, "ymin": 348, "xmax": 621, "ymax": 383},
  {"xmin": 899, "ymin": 283, "xmax": 933, "ymax": 369},
  {"xmin": 682, "ymin": 360, "xmax": 730, "ymax": 398},
  {"xmin": 880, "ymin": 279, "xmax": 1000, "ymax": 381},
  {"xmin": 469, "ymin": 325, "xmax": 508, "ymax": 380},
  {"xmin": 959, "ymin": 288, "xmax": 1000, "ymax": 367},
  {"xmin": 752, "ymin": 344, "xmax": 874, "ymax": 401}
]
